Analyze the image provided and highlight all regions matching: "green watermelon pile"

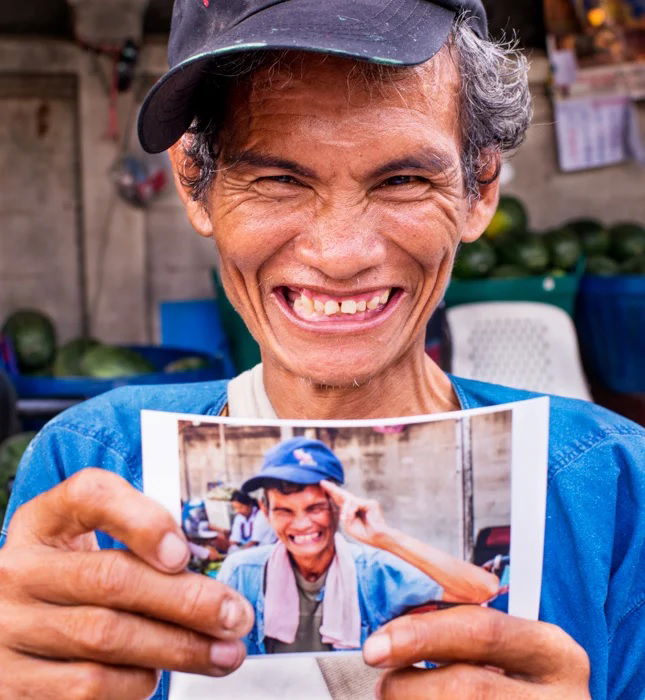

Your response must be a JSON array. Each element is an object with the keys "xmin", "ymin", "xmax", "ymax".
[
  {"xmin": 1, "ymin": 310, "xmax": 208, "ymax": 379},
  {"xmin": 452, "ymin": 196, "xmax": 645, "ymax": 280},
  {"xmin": 0, "ymin": 431, "xmax": 36, "ymax": 520}
]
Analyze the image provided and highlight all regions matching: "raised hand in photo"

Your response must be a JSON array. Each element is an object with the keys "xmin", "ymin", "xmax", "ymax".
[
  {"xmin": 321, "ymin": 479, "xmax": 499, "ymax": 605},
  {"xmin": 320, "ymin": 479, "xmax": 390, "ymax": 547}
]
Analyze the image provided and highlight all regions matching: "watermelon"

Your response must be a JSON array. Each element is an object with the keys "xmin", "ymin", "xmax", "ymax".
[
  {"xmin": 0, "ymin": 432, "xmax": 36, "ymax": 488},
  {"xmin": 585, "ymin": 256, "xmax": 620, "ymax": 276},
  {"xmin": 452, "ymin": 239, "xmax": 497, "ymax": 279},
  {"xmin": 53, "ymin": 337, "xmax": 100, "ymax": 377},
  {"xmin": 544, "ymin": 227, "xmax": 582, "ymax": 271},
  {"xmin": 80, "ymin": 345, "xmax": 155, "ymax": 378},
  {"xmin": 164, "ymin": 356, "xmax": 210, "ymax": 373},
  {"xmin": 2, "ymin": 310, "xmax": 57, "ymax": 372},
  {"xmin": 566, "ymin": 219, "xmax": 610, "ymax": 256},
  {"xmin": 489, "ymin": 264, "xmax": 531, "ymax": 278},
  {"xmin": 495, "ymin": 233, "xmax": 550, "ymax": 274},
  {"xmin": 609, "ymin": 222, "xmax": 645, "ymax": 262},
  {"xmin": 484, "ymin": 196, "xmax": 528, "ymax": 238},
  {"xmin": 620, "ymin": 256, "xmax": 645, "ymax": 275}
]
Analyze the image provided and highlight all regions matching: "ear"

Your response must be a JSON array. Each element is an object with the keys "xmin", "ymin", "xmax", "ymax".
[
  {"xmin": 259, "ymin": 498, "xmax": 269, "ymax": 517},
  {"xmin": 167, "ymin": 141, "xmax": 214, "ymax": 239},
  {"xmin": 460, "ymin": 159, "xmax": 501, "ymax": 244}
]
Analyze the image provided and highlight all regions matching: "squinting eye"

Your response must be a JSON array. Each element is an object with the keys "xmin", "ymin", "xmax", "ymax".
[
  {"xmin": 382, "ymin": 175, "xmax": 427, "ymax": 186},
  {"xmin": 259, "ymin": 175, "xmax": 299, "ymax": 185}
]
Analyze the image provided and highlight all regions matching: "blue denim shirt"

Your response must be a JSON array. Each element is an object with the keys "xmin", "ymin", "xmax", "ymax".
[
  {"xmin": 1, "ymin": 376, "xmax": 644, "ymax": 699},
  {"xmin": 217, "ymin": 541, "xmax": 442, "ymax": 654}
]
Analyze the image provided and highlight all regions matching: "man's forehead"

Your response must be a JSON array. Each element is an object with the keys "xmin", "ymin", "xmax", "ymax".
[
  {"xmin": 229, "ymin": 47, "xmax": 459, "ymax": 112},
  {"xmin": 268, "ymin": 484, "xmax": 327, "ymax": 504}
]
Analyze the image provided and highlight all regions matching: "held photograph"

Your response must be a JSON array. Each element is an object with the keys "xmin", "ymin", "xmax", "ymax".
[{"xmin": 142, "ymin": 397, "xmax": 548, "ymax": 674}]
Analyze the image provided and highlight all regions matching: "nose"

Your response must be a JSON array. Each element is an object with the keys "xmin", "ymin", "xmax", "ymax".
[
  {"xmin": 294, "ymin": 202, "xmax": 387, "ymax": 281},
  {"xmin": 290, "ymin": 512, "xmax": 316, "ymax": 531}
]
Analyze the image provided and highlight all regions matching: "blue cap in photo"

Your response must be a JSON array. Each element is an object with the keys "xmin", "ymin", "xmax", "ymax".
[{"xmin": 241, "ymin": 436, "xmax": 345, "ymax": 492}]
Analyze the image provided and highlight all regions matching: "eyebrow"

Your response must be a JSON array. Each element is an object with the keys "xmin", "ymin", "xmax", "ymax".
[
  {"xmin": 221, "ymin": 147, "xmax": 456, "ymax": 181},
  {"xmin": 221, "ymin": 149, "xmax": 317, "ymax": 179},
  {"xmin": 367, "ymin": 149, "xmax": 456, "ymax": 180}
]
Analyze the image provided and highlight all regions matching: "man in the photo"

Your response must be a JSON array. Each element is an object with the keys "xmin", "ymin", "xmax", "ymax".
[{"xmin": 219, "ymin": 436, "xmax": 499, "ymax": 654}]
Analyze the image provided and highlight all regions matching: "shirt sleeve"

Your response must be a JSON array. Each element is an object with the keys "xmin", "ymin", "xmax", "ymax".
[{"xmin": 1, "ymin": 421, "xmax": 134, "ymax": 549}]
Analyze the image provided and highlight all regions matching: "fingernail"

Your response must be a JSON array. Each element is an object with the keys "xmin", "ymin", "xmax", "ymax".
[
  {"xmin": 210, "ymin": 640, "xmax": 242, "ymax": 670},
  {"xmin": 219, "ymin": 598, "xmax": 244, "ymax": 630},
  {"xmin": 363, "ymin": 633, "xmax": 391, "ymax": 667},
  {"xmin": 157, "ymin": 531, "xmax": 189, "ymax": 569}
]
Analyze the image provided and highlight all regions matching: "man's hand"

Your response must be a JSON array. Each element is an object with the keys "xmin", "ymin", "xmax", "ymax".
[
  {"xmin": 0, "ymin": 469, "xmax": 254, "ymax": 700},
  {"xmin": 320, "ymin": 480, "xmax": 391, "ymax": 547},
  {"xmin": 363, "ymin": 606, "xmax": 591, "ymax": 699}
]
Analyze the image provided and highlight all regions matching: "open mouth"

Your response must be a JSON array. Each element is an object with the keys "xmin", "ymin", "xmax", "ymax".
[
  {"xmin": 275, "ymin": 286, "xmax": 403, "ymax": 324},
  {"xmin": 288, "ymin": 530, "xmax": 324, "ymax": 545}
]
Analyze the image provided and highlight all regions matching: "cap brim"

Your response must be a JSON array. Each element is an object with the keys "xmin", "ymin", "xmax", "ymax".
[
  {"xmin": 241, "ymin": 465, "xmax": 341, "ymax": 493},
  {"xmin": 138, "ymin": 0, "xmax": 455, "ymax": 153}
]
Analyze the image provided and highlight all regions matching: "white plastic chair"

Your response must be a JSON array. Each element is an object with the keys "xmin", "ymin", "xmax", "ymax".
[{"xmin": 447, "ymin": 301, "xmax": 592, "ymax": 401}]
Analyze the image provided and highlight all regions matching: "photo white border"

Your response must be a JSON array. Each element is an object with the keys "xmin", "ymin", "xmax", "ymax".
[{"xmin": 142, "ymin": 396, "xmax": 549, "ymax": 621}]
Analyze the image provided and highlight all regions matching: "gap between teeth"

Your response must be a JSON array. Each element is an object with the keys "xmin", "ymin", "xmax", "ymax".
[{"xmin": 294, "ymin": 290, "xmax": 390, "ymax": 316}]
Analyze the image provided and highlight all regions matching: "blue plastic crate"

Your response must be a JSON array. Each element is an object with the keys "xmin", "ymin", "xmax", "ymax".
[
  {"xmin": 6, "ymin": 345, "xmax": 229, "ymax": 400},
  {"xmin": 575, "ymin": 275, "xmax": 645, "ymax": 394}
]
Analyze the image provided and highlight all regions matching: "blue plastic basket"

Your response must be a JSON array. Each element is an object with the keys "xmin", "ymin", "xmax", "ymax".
[
  {"xmin": 575, "ymin": 275, "xmax": 645, "ymax": 394},
  {"xmin": 7, "ymin": 345, "xmax": 229, "ymax": 400}
]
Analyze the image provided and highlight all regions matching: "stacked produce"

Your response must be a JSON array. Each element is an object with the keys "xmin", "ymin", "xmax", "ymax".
[
  {"xmin": 1, "ymin": 310, "xmax": 208, "ymax": 378},
  {"xmin": 0, "ymin": 432, "xmax": 36, "ymax": 520},
  {"xmin": 452, "ymin": 196, "xmax": 645, "ymax": 280}
]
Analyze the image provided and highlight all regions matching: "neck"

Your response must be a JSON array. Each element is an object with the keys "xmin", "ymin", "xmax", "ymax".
[
  {"xmin": 290, "ymin": 544, "xmax": 336, "ymax": 582},
  {"xmin": 264, "ymin": 344, "xmax": 459, "ymax": 420}
]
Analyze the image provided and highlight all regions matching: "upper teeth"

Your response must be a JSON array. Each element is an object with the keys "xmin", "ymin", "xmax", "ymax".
[
  {"xmin": 292, "ymin": 289, "xmax": 392, "ymax": 317},
  {"xmin": 292, "ymin": 532, "xmax": 320, "ymax": 544}
]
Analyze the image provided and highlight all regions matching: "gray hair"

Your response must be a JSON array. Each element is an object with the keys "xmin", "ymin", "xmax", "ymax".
[{"xmin": 180, "ymin": 14, "xmax": 532, "ymax": 202}]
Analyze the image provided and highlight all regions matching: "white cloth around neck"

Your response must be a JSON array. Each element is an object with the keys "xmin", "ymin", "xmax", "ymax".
[{"xmin": 227, "ymin": 363, "xmax": 277, "ymax": 418}]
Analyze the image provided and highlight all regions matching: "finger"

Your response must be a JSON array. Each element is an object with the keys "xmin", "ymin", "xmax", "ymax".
[
  {"xmin": 319, "ymin": 480, "xmax": 348, "ymax": 506},
  {"xmin": 7, "ymin": 469, "xmax": 191, "ymax": 573},
  {"xmin": 8, "ymin": 602, "xmax": 246, "ymax": 677},
  {"xmin": 17, "ymin": 548, "xmax": 254, "ymax": 640},
  {"xmin": 377, "ymin": 664, "xmax": 540, "ymax": 700},
  {"xmin": 0, "ymin": 649, "xmax": 157, "ymax": 700},
  {"xmin": 363, "ymin": 606, "xmax": 589, "ymax": 682}
]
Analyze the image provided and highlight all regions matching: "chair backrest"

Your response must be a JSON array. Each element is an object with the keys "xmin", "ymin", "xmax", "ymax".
[{"xmin": 447, "ymin": 301, "xmax": 592, "ymax": 401}]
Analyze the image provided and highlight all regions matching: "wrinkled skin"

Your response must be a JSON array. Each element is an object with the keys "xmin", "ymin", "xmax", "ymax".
[{"xmin": 0, "ymin": 49, "xmax": 590, "ymax": 699}]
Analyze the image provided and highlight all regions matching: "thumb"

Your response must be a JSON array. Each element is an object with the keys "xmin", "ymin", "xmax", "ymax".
[{"xmin": 7, "ymin": 468, "xmax": 190, "ymax": 573}]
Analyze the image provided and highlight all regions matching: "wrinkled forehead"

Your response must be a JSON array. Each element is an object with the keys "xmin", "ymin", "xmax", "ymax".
[{"xmin": 223, "ymin": 47, "xmax": 460, "ymax": 127}]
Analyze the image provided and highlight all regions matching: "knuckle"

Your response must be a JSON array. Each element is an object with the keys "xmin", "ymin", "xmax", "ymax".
[
  {"xmin": 65, "ymin": 468, "xmax": 115, "ymax": 506},
  {"xmin": 72, "ymin": 608, "xmax": 123, "ymax": 657},
  {"xmin": 178, "ymin": 576, "xmax": 213, "ymax": 622},
  {"xmin": 543, "ymin": 622, "xmax": 590, "ymax": 680},
  {"xmin": 89, "ymin": 552, "xmax": 132, "ymax": 600},
  {"xmin": 404, "ymin": 614, "xmax": 432, "ymax": 654},
  {"xmin": 168, "ymin": 629, "xmax": 205, "ymax": 669}
]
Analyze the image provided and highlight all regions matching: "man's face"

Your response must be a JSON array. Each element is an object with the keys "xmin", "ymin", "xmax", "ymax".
[
  {"xmin": 179, "ymin": 51, "xmax": 496, "ymax": 387},
  {"xmin": 264, "ymin": 485, "xmax": 336, "ymax": 562},
  {"xmin": 231, "ymin": 501, "xmax": 253, "ymax": 517}
]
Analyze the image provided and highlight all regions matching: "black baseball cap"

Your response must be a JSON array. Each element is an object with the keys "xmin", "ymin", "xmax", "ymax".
[{"xmin": 138, "ymin": 0, "xmax": 488, "ymax": 154}]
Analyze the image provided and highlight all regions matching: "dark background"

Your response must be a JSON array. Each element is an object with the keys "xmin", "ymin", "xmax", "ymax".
[{"xmin": 0, "ymin": 0, "xmax": 546, "ymax": 48}]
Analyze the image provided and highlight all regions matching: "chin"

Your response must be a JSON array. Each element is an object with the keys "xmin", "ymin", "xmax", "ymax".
[{"xmin": 277, "ymin": 342, "xmax": 401, "ymax": 388}]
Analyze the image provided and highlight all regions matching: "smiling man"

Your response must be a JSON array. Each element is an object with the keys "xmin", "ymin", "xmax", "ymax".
[
  {"xmin": 0, "ymin": 1, "xmax": 643, "ymax": 699},
  {"xmin": 219, "ymin": 436, "xmax": 499, "ymax": 655}
]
